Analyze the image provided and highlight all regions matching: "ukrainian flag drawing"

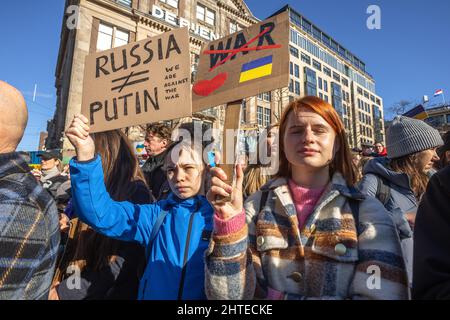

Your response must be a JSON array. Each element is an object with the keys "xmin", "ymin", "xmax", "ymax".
[{"xmin": 239, "ymin": 55, "xmax": 273, "ymax": 83}]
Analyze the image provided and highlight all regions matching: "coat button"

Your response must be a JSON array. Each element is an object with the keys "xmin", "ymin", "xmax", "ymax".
[
  {"xmin": 309, "ymin": 224, "xmax": 316, "ymax": 233},
  {"xmin": 257, "ymin": 236, "xmax": 265, "ymax": 246},
  {"xmin": 288, "ymin": 272, "xmax": 303, "ymax": 283},
  {"xmin": 334, "ymin": 243, "xmax": 347, "ymax": 256}
]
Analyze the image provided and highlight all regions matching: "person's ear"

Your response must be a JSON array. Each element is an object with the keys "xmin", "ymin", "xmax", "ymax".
[{"xmin": 161, "ymin": 139, "xmax": 168, "ymax": 148}]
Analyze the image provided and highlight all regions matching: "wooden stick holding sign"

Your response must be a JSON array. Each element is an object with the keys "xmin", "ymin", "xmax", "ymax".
[
  {"xmin": 191, "ymin": 12, "xmax": 289, "ymax": 203},
  {"xmin": 215, "ymin": 100, "xmax": 242, "ymax": 204}
]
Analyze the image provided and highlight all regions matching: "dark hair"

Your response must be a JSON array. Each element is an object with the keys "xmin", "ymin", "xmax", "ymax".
[
  {"xmin": 146, "ymin": 122, "xmax": 172, "ymax": 142},
  {"xmin": 71, "ymin": 130, "xmax": 147, "ymax": 272},
  {"xmin": 276, "ymin": 96, "xmax": 357, "ymax": 186},
  {"xmin": 436, "ymin": 131, "xmax": 450, "ymax": 169}
]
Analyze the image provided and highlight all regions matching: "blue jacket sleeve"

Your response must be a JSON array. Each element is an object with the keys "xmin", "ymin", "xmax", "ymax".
[{"xmin": 69, "ymin": 155, "xmax": 159, "ymax": 246}]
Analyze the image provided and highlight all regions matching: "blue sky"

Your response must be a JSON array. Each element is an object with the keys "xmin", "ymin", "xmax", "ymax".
[{"xmin": 0, "ymin": 0, "xmax": 449, "ymax": 151}]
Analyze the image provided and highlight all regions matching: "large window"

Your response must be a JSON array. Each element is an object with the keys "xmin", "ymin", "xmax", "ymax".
[
  {"xmin": 257, "ymin": 106, "xmax": 263, "ymax": 126},
  {"xmin": 257, "ymin": 106, "xmax": 271, "ymax": 127},
  {"xmin": 304, "ymin": 67, "xmax": 317, "ymax": 97},
  {"xmin": 425, "ymin": 115, "xmax": 445, "ymax": 128},
  {"xmin": 263, "ymin": 108, "xmax": 271, "ymax": 127},
  {"xmin": 323, "ymin": 66, "xmax": 331, "ymax": 77},
  {"xmin": 289, "ymin": 45, "xmax": 299, "ymax": 58},
  {"xmin": 301, "ymin": 52, "xmax": 311, "ymax": 65},
  {"xmin": 312, "ymin": 59, "xmax": 322, "ymax": 71},
  {"xmin": 258, "ymin": 92, "xmax": 271, "ymax": 101},
  {"xmin": 160, "ymin": 0, "xmax": 178, "ymax": 8},
  {"xmin": 294, "ymin": 81, "xmax": 300, "ymax": 95},
  {"xmin": 357, "ymin": 87, "xmax": 363, "ymax": 95},
  {"xmin": 229, "ymin": 20, "xmax": 241, "ymax": 34},
  {"xmin": 97, "ymin": 23, "xmax": 129, "ymax": 51},
  {"xmin": 312, "ymin": 26, "xmax": 321, "ymax": 41},
  {"xmin": 333, "ymin": 72, "xmax": 341, "ymax": 83},
  {"xmin": 331, "ymin": 82, "xmax": 343, "ymax": 117},
  {"xmin": 197, "ymin": 4, "xmax": 215, "ymax": 25},
  {"xmin": 116, "ymin": 0, "xmax": 132, "ymax": 7},
  {"xmin": 301, "ymin": 18, "xmax": 312, "ymax": 33},
  {"xmin": 294, "ymin": 64, "xmax": 300, "ymax": 78},
  {"xmin": 342, "ymin": 78, "xmax": 349, "ymax": 87}
]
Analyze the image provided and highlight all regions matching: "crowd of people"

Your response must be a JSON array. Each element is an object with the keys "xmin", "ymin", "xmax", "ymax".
[{"xmin": 1, "ymin": 80, "xmax": 450, "ymax": 300}]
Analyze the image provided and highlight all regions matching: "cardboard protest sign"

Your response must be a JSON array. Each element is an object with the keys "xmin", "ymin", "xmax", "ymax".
[
  {"xmin": 192, "ymin": 11, "xmax": 290, "ymax": 112},
  {"xmin": 81, "ymin": 28, "xmax": 191, "ymax": 133}
]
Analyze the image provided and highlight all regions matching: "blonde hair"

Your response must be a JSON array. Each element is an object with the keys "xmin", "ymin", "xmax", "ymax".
[{"xmin": 243, "ymin": 165, "xmax": 271, "ymax": 199}]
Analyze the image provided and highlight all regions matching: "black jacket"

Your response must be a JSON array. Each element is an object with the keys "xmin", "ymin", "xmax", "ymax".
[
  {"xmin": 413, "ymin": 165, "xmax": 450, "ymax": 299},
  {"xmin": 141, "ymin": 149, "xmax": 169, "ymax": 200},
  {"xmin": 57, "ymin": 180, "xmax": 152, "ymax": 300}
]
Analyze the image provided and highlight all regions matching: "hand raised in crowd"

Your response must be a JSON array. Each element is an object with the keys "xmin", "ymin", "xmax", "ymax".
[
  {"xmin": 65, "ymin": 114, "xmax": 95, "ymax": 161},
  {"xmin": 207, "ymin": 164, "xmax": 244, "ymax": 220}
]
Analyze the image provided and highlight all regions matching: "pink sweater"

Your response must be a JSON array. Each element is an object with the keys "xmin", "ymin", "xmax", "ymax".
[
  {"xmin": 214, "ymin": 180, "xmax": 325, "ymax": 236},
  {"xmin": 287, "ymin": 179, "xmax": 325, "ymax": 230}
]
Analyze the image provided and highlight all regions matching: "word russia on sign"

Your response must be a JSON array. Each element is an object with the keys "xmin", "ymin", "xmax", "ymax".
[
  {"xmin": 192, "ymin": 11, "xmax": 290, "ymax": 112},
  {"xmin": 81, "ymin": 27, "xmax": 191, "ymax": 133}
]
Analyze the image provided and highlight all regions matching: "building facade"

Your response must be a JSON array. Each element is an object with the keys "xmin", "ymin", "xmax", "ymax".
[
  {"xmin": 280, "ymin": 5, "xmax": 385, "ymax": 148},
  {"xmin": 48, "ymin": 1, "xmax": 385, "ymax": 153},
  {"xmin": 47, "ymin": 0, "xmax": 258, "ymax": 152},
  {"xmin": 423, "ymin": 103, "xmax": 450, "ymax": 133}
]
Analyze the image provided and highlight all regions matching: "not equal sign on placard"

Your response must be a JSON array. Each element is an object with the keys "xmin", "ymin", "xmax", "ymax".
[{"xmin": 111, "ymin": 70, "xmax": 150, "ymax": 93}]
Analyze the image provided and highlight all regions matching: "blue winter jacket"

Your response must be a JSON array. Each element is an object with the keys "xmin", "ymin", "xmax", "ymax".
[{"xmin": 69, "ymin": 155, "xmax": 213, "ymax": 300}]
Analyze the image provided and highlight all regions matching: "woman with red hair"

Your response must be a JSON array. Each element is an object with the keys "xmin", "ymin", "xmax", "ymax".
[{"xmin": 205, "ymin": 96, "xmax": 408, "ymax": 300}]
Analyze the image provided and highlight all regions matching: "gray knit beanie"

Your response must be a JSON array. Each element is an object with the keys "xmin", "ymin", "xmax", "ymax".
[{"xmin": 387, "ymin": 116, "xmax": 443, "ymax": 159}]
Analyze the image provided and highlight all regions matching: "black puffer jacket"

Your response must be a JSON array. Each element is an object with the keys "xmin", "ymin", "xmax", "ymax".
[
  {"xmin": 413, "ymin": 166, "xmax": 450, "ymax": 299},
  {"xmin": 141, "ymin": 149, "xmax": 169, "ymax": 200}
]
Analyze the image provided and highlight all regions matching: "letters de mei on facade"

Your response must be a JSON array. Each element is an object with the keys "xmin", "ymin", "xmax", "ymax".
[{"xmin": 46, "ymin": 0, "xmax": 385, "ymax": 152}]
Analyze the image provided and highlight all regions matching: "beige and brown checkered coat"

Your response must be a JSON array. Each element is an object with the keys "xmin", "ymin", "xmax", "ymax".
[{"xmin": 205, "ymin": 173, "xmax": 409, "ymax": 300}]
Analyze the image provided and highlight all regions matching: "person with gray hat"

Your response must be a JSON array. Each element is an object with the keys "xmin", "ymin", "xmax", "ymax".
[{"xmin": 358, "ymin": 116, "xmax": 444, "ymax": 290}]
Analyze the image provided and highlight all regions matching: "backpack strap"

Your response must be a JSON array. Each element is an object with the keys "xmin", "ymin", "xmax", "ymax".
[
  {"xmin": 258, "ymin": 190, "xmax": 270, "ymax": 214},
  {"xmin": 348, "ymin": 187, "xmax": 360, "ymax": 233},
  {"xmin": 375, "ymin": 175, "xmax": 391, "ymax": 206},
  {"xmin": 146, "ymin": 210, "xmax": 169, "ymax": 260}
]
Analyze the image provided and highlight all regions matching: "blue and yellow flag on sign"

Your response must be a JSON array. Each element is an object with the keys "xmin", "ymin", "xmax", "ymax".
[{"xmin": 239, "ymin": 55, "xmax": 273, "ymax": 83}]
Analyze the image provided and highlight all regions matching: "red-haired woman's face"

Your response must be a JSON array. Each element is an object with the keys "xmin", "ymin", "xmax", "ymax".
[{"xmin": 283, "ymin": 107, "xmax": 338, "ymax": 171}]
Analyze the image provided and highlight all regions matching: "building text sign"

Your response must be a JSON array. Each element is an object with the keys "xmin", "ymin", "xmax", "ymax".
[{"xmin": 81, "ymin": 28, "xmax": 191, "ymax": 133}]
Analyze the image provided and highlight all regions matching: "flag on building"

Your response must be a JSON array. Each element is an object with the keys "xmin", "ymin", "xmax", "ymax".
[
  {"xmin": 403, "ymin": 104, "xmax": 428, "ymax": 120},
  {"xmin": 239, "ymin": 55, "xmax": 273, "ymax": 83},
  {"xmin": 434, "ymin": 89, "xmax": 444, "ymax": 97}
]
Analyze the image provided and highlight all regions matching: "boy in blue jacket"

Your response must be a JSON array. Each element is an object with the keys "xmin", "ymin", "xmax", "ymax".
[{"xmin": 65, "ymin": 115, "xmax": 213, "ymax": 300}]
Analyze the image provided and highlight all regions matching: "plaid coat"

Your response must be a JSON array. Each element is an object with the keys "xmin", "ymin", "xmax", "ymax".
[
  {"xmin": 0, "ymin": 152, "xmax": 60, "ymax": 299},
  {"xmin": 205, "ymin": 173, "xmax": 408, "ymax": 300}
]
